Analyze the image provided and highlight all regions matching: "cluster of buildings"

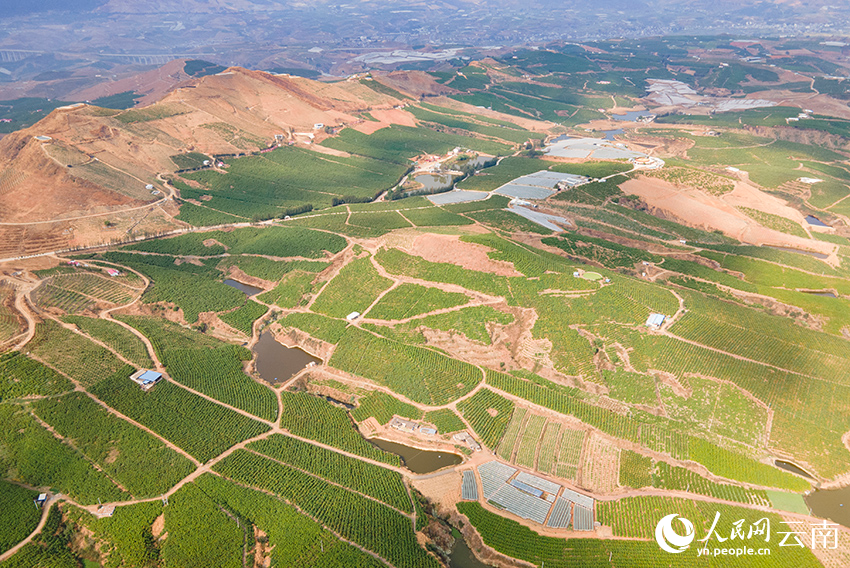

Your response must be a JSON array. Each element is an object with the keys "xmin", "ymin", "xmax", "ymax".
[
  {"xmin": 388, "ymin": 417, "xmax": 481, "ymax": 451},
  {"xmin": 390, "ymin": 417, "xmax": 437, "ymax": 436}
]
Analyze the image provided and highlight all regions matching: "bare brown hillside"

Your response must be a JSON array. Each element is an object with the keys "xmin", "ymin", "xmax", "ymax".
[{"xmin": 0, "ymin": 66, "xmax": 407, "ymax": 254}]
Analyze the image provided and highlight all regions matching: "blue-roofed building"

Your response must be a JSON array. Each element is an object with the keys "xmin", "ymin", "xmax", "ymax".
[
  {"xmin": 645, "ymin": 313, "xmax": 666, "ymax": 329},
  {"xmin": 130, "ymin": 369, "xmax": 163, "ymax": 391}
]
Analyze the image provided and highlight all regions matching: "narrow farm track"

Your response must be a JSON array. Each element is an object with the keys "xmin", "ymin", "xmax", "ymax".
[
  {"xmin": 0, "ymin": 496, "xmax": 58, "ymax": 562},
  {"xmin": 25, "ymin": 354, "xmax": 201, "ymax": 466},
  {"xmin": 215, "ymin": 475, "xmax": 398, "ymax": 568},
  {"xmin": 242, "ymin": 447, "xmax": 414, "ymax": 517},
  {"xmin": 660, "ymin": 329, "xmax": 842, "ymax": 386},
  {"xmin": 26, "ymin": 408, "xmax": 131, "ymax": 494}
]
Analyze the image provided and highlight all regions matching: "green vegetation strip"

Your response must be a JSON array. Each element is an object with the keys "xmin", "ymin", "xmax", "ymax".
[
  {"xmin": 279, "ymin": 391, "xmax": 400, "ymax": 466},
  {"xmin": 0, "ymin": 480, "xmax": 41, "ymax": 553},
  {"xmin": 0, "ymin": 404, "xmax": 127, "ymax": 505},
  {"xmin": 330, "ymin": 326, "xmax": 481, "ymax": 405},
  {"xmin": 32, "ymin": 392, "xmax": 195, "ymax": 498},
  {"xmin": 456, "ymin": 388, "xmax": 515, "ymax": 449},
  {"xmin": 90, "ymin": 365, "xmax": 270, "ymax": 462},
  {"xmin": 248, "ymin": 434, "xmax": 412, "ymax": 512},
  {"xmin": 214, "ymin": 450, "xmax": 440, "ymax": 568}
]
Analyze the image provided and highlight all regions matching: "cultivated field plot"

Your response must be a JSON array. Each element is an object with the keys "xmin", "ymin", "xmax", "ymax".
[
  {"xmin": 32, "ymin": 392, "xmax": 195, "ymax": 497},
  {"xmin": 0, "ymin": 281, "xmax": 22, "ymax": 344},
  {"xmin": 476, "ymin": 461, "xmax": 595, "ymax": 528},
  {"xmin": 26, "ymin": 320, "xmax": 128, "ymax": 386},
  {"xmin": 330, "ymin": 325, "xmax": 482, "ymax": 405},
  {"xmin": 494, "ymin": 171, "xmax": 590, "ymax": 200},
  {"xmin": 497, "ymin": 406, "xmax": 586, "ymax": 481},
  {"xmin": 7, "ymin": 43, "xmax": 850, "ymax": 568}
]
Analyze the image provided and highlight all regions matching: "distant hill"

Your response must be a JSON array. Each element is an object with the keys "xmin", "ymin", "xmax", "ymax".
[{"xmin": 0, "ymin": 66, "xmax": 411, "ymax": 247}]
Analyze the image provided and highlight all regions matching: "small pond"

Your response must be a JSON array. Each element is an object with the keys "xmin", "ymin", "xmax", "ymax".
[
  {"xmin": 450, "ymin": 531, "xmax": 494, "ymax": 568},
  {"xmin": 611, "ymin": 110, "xmax": 652, "ymax": 121},
  {"xmin": 801, "ymin": 290, "xmax": 838, "ymax": 298},
  {"xmin": 415, "ymin": 173, "xmax": 456, "ymax": 191},
  {"xmin": 805, "ymin": 215, "xmax": 830, "ymax": 228},
  {"xmin": 806, "ymin": 485, "xmax": 850, "ymax": 529},
  {"xmin": 459, "ymin": 155, "xmax": 492, "ymax": 169},
  {"xmin": 762, "ymin": 245, "xmax": 829, "ymax": 260},
  {"xmin": 224, "ymin": 279, "xmax": 264, "ymax": 296},
  {"xmin": 252, "ymin": 332, "xmax": 321, "ymax": 384},
  {"xmin": 602, "ymin": 129, "xmax": 624, "ymax": 141},
  {"xmin": 775, "ymin": 459, "xmax": 815, "ymax": 479},
  {"xmin": 368, "ymin": 438, "xmax": 462, "ymax": 474}
]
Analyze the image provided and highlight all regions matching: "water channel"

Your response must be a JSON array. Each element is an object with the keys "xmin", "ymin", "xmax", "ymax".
[
  {"xmin": 223, "ymin": 278, "xmax": 264, "ymax": 296},
  {"xmin": 252, "ymin": 331, "xmax": 321, "ymax": 384},
  {"xmin": 801, "ymin": 290, "xmax": 839, "ymax": 298},
  {"xmin": 775, "ymin": 460, "xmax": 815, "ymax": 479},
  {"xmin": 368, "ymin": 438, "xmax": 462, "ymax": 474},
  {"xmin": 602, "ymin": 129, "xmax": 624, "ymax": 141}
]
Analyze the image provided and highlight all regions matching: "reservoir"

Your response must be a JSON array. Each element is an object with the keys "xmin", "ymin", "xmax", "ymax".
[
  {"xmin": 801, "ymin": 290, "xmax": 838, "ymax": 298},
  {"xmin": 369, "ymin": 438, "xmax": 462, "ymax": 474},
  {"xmin": 762, "ymin": 245, "xmax": 829, "ymax": 260},
  {"xmin": 450, "ymin": 531, "xmax": 494, "ymax": 568},
  {"xmin": 805, "ymin": 215, "xmax": 829, "ymax": 228},
  {"xmin": 611, "ymin": 110, "xmax": 651, "ymax": 121},
  {"xmin": 224, "ymin": 278, "xmax": 264, "ymax": 296},
  {"xmin": 602, "ymin": 129, "xmax": 624, "ymax": 141},
  {"xmin": 252, "ymin": 331, "xmax": 321, "ymax": 384},
  {"xmin": 806, "ymin": 486, "xmax": 850, "ymax": 529},
  {"xmin": 415, "ymin": 173, "xmax": 456, "ymax": 191},
  {"xmin": 775, "ymin": 459, "xmax": 815, "ymax": 479}
]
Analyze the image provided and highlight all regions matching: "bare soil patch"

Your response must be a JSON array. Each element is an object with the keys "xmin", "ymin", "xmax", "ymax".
[
  {"xmin": 104, "ymin": 447, "xmax": 120, "ymax": 464},
  {"xmin": 621, "ymin": 176, "xmax": 832, "ymax": 254},
  {"xmin": 405, "ymin": 234, "xmax": 522, "ymax": 277}
]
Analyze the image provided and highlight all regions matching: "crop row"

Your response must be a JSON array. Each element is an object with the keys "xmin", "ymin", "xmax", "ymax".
[
  {"xmin": 0, "ymin": 404, "xmax": 127, "ymax": 505},
  {"xmin": 0, "ymin": 480, "xmax": 42, "ymax": 553},
  {"xmin": 351, "ymin": 390, "xmax": 422, "ymax": 425},
  {"xmin": 214, "ymin": 450, "xmax": 440, "ymax": 568},
  {"xmin": 161, "ymin": 483, "xmax": 243, "ymax": 568},
  {"xmin": 279, "ymin": 390, "xmax": 400, "ymax": 465},
  {"xmin": 0, "ymin": 351, "xmax": 70, "ymax": 400},
  {"xmin": 33, "ymin": 392, "xmax": 195, "ymax": 498},
  {"xmin": 195, "ymin": 474, "xmax": 386, "ymax": 568},
  {"xmin": 160, "ymin": 346, "xmax": 278, "ymax": 422},
  {"xmin": 32, "ymin": 283, "xmax": 96, "ymax": 313},
  {"xmin": 48, "ymin": 273, "xmax": 134, "ymax": 304},
  {"xmin": 90, "ymin": 365, "xmax": 270, "ymax": 462},
  {"xmin": 367, "ymin": 283, "xmax": 468, "ymax": 321},
  {"xmin": 248, "ymin": 434, "xmax": 412, "ymax": 512},
  {"xmin": 63, "ymin": 315, "xmax": 153, "ymax": 368},
  {"xmin": 671, "ymin": 311, "xmax": 850, "ymax": 384},
  {"xmin": 27, "ymin": 320, "xmax": 127, "ymax": 386},
  {"xmin": 218, "ymin": 300, "xmax": 268, "ymax": 335},
  {"xmin": 312, "ymin": 256, "xmax": 393, "ymax": 319},
  {"xmin": 456, "ymin": 388, "xmax": 515, "ymax": 450},
  {"xmin": 330, "ymin": 326, "xmax": 481, "ymax": 405},
  {"xmin": 422, "ymin": 408, "xmax": 466, "ymax": 434},
  {"xmin": 486, "ymin": 370, "xmax": 809, "ymax": 491}
]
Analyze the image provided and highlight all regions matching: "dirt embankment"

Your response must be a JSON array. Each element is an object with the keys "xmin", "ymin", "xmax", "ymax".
[
  {"xmin": 744, "ymin": 125, "xmax": 850, "ymax": 151},
  {"xmin": 404, "ymin": 233, "xmax": 523, "ymax": 277},
  {"xmin": 621, "ymin": 176, "xmax": 833, "ymax": 255}
]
